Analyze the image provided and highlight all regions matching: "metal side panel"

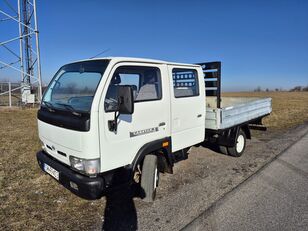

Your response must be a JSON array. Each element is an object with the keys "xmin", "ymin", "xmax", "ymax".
[
  {"xmin": 205, "ymin": 98, "xmax": 272, "ymax": 130},
  {"xmin": 220, "ymin": 98, "xmax": 272, "ymax": 129}
]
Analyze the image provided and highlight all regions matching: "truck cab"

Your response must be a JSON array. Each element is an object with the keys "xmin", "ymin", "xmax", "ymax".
[{"xmin": 37, "ymin": 57, "xmax": 207, "ymax": 201}]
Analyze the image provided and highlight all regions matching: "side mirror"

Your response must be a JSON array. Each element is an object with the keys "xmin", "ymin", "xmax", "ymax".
[
  {"xmin": 108, "ymin": 85, "xmax": 134, "ymax": 132},
  {"xmin": 118, "ymin": 85, "xmax": 134, "ymax": 114}
]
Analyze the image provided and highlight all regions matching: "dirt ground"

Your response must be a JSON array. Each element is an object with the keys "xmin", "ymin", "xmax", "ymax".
[{"xmin": 0, "ymin": 92, "xmax": 307, "ymax": 230}]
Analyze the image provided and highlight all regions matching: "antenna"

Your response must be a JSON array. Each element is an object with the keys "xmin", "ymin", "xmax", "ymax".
[
  {"xmin": 0, "ymin": 0, "xmax": 42, "ymax": 106},
  {"xmin": 89, "ymin": 48, "xmax": 110, "ymax": 59}
]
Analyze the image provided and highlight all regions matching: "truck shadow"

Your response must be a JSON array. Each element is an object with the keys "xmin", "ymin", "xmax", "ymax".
[
  {"xmin": 199, "ymin": 142, "xmax": 228, "ymax": 156},
  {"xmin": 102, "ymin": 184, "xmax": 138, "ymax": 231}
]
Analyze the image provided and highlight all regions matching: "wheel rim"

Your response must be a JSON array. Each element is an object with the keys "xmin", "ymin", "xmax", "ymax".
[
  {"xmin": 154, "ymin": 167, "xmax": 158, "ymax": 189},
  {"xmin": 236, "ymin": 134, "xmax": 245, "ymax": 153}
]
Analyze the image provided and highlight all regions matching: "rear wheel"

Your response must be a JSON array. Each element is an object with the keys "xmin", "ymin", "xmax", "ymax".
[
  {"xmin": 227, "ymin": 129, "xmax": 246, "ymax": 157},
  {"xmin": 140, "ymin": 154, "xmax": 159, "ymax": 202}
]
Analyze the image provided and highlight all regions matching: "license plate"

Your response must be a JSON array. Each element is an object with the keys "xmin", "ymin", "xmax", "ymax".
[{"xmin": 44, "ymin": 163, "xmax": 59, "ymax": 181}]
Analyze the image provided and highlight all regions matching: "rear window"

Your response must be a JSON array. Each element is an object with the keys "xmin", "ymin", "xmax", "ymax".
[{"xmin": 172, "ymin": 68, "xmax": 199, "ymax": 98}]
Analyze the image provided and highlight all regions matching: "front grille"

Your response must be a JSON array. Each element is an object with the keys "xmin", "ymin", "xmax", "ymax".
[{"xmin": 57, "ymin": 150, "xmax": 67, "ymax": 157}]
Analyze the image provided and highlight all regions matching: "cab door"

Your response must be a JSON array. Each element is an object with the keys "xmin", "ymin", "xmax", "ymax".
[
  {"xmin": 98, "ymin": 63, "xmax": 170, "ymax": 172},
  {"xmin": 168, "ymin": 65, "xmax": 205, "ymax": 152}
]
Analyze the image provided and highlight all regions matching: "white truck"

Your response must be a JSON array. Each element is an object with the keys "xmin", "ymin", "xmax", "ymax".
[{"xmin": 36, "ymin": 57, "xmax": 272, "ymax": 202}]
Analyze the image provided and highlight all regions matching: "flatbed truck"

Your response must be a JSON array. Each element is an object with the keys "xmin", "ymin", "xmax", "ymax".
[{"xmin": 36, "ymin": 57, "xmax": 272, "ymax": 202}]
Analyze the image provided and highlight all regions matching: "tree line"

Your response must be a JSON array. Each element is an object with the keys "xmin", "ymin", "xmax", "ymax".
[{"xmin": 254, "ymin": 85, "xmax": 308, "ymax": 92}]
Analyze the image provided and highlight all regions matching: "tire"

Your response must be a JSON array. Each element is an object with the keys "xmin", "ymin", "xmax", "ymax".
[
  {"xmin": 227, "ymin": 129, "xmax": 246, "ymax": 157},
  {"xmin": 140, "ymin": 154, "xmax": 159, "ymax": 202},
  {"xmin": 219, "ymin": 145, "xmax": 228, "ymax": 155}
]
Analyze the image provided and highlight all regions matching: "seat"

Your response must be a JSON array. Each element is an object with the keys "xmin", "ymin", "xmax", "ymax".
[
  {"xmin": 136, "ymin": 71, "xmax": 159, "ymax": 101},
  {"xmin": 136, "ymin": 84, "xmax": 158, "ymax": 101}
]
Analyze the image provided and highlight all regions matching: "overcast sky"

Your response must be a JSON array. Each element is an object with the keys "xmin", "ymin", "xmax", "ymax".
[{"xmin": 1, "ymin": 0, "xmax": 307, "ymax": 91}]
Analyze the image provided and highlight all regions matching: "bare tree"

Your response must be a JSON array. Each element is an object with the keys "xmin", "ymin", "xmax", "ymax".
[
  {"xmin": 289, "ymin": 86, "xmax": 302, "ymax": 92},
  {"xmin": 254, "ymin": 86, "xmax": 262, "ymax": 92}
]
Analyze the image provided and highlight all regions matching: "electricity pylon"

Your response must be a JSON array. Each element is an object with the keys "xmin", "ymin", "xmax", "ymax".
[{"xmin": 0, "ymin": 0, "xmax": 42, "ymax": 105}]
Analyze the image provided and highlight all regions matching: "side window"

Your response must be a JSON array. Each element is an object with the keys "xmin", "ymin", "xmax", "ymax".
[
  {"xmin": 104, "ymin": 66, "xmax": 162, "ymax": 112},
  {"xmin": 172, "ymin": 68, "xmax": 199, "ymax": 98}
]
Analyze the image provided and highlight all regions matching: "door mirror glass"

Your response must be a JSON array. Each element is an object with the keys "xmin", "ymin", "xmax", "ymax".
[{"xmin": 118, "ymin": 85, "xmax": 134, "ymax": 114}]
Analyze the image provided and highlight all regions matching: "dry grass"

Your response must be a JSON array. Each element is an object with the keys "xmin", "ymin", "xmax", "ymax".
[
  {"xmin": 0, "ymin": 109, "xmax": 104, "ymax": 231},
  {"xmin": 0, "ymin": 92, "xmax": 307, "ymax": 230},
  {"xmin": 0, "ymin": 94, "xmax": 21, "ymax": 107}
]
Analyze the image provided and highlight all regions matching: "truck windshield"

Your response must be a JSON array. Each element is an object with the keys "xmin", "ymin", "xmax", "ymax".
[{"xmin": 42, "ymin": 60, "xmax": 109, "ymax": 113}]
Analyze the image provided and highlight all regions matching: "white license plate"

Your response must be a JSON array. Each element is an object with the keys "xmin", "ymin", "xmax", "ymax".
[{"xmin": 44, "ymin": 163, "xmax": 59, "ymax": 181}]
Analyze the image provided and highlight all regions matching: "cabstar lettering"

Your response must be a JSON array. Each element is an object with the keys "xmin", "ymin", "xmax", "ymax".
[{"xmin": 130, "ymin": 127, "xmax": 159, "ymax": 137}]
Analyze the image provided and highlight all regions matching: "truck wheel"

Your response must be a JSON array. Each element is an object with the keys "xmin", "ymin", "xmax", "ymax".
[
  {"xmin": 141, "ymin": 154, "xmax": 159, "ymax": 202},
  {"xmin": 219, "ymin": 145, "xmax": 228, "ymax": 155},
  {"xmin": 227, "ymin": 129, "xmax": 246, "ymax": 157}
]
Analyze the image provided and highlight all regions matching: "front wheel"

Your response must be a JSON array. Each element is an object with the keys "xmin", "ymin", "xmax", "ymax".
[
  {"xmin": 140, "ymin": 155, "xmax": 159, "ymax": 202},
  {"xmin": 227, "ymin": 129, "xmax": 246, "ymax": 157}
]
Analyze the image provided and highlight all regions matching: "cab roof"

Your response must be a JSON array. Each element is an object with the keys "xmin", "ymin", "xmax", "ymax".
[{"xmin": 70, "ymin": 57, "xmax": 200, "ymax": 67}]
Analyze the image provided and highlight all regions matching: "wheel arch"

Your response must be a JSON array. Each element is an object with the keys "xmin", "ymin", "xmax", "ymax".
[{"xmin": 131, "ymin": 137, "xmax": 173, "ymax": 174}]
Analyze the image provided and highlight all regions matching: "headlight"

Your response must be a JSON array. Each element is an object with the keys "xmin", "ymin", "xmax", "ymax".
[
  {"xmin": 69, "ymin": 156, "xmax": 100, "ymax": 175},
  {"xmin": 40, "ymin": 141, "xmax": 46, "ymax": 151}
]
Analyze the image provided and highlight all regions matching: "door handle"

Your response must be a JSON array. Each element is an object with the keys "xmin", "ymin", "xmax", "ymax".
[
  {"xmin": 197, "ymin": 114, "xmax": 202, "ymax": 118},
  {"xmin": 159, "ymin": 122, "xmax": 166, "ymax": 126}
]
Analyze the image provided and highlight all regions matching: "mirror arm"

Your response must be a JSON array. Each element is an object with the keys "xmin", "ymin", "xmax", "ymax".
[
  {"xmin": 108, "ymin": 110, "xmax": 120, "ymax": 132},
  {"xmin": 114, "ymin": 111, "xmax": 120, "ymax": 132}
]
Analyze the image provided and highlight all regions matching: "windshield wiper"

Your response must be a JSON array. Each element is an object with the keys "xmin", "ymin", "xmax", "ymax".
[
  {"xmin": 55, "ymin": 103, "xmax": 82, "ymax": 117},
  {"xmin": 42, "ymin": 101, "xmax": 55, "ymax": 112}
]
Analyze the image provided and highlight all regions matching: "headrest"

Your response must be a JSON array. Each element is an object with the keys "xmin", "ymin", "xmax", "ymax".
[
  {"xmin": 111, "ymin": 73, "xmax": 121, "ymax": 84},
  {"xmin": 144, "ymin": 71, "xmax": 157, "ymax": 84}
]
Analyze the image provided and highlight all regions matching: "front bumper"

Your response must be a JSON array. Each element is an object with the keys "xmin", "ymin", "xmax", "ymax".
[{"xmin": 37, "ymin": 151, "xmax": 105, "ymax": 200}]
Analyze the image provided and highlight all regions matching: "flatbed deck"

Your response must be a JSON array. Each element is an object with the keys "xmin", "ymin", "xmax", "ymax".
[{"xmin": 205, "ymin": 97, "xmax": 272, "ymax": 130}]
